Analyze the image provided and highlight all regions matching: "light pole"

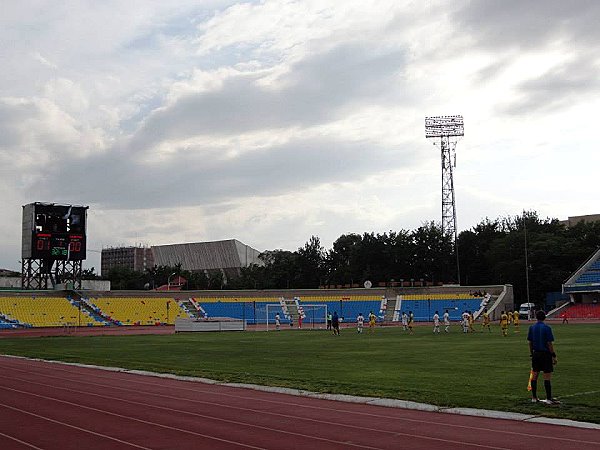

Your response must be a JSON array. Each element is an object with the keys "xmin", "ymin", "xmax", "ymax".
[
  {"xmin": 167, "ymin": 272, "xmax": 176, "ymax": 291},
  {"xmin": 524, "ymin": 212, "xmax": 532, "ymax": 319},
  {"xmin": 425, "ymin": 115, "xmax": 464, "ymax": 284}
]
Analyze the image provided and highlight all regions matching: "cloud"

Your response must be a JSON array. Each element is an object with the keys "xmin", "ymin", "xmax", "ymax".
[
  {"xmin": 33, "ymin": 52, "xmax": 58, "ymax": 70},
  {"xmin": 498, "ymin": 57, "xmax": 600, "ymax": 115},
  {"xmin": 454, "ymin": 0, "xmax": 600, "ymax": 50},
  {"xmin": 25, "ymin": 132, "xmax": 413, "ymax": 210},
  {"xmin": 129, "ymin": 41, "xmax": 407, "ymax": 152},
  {"xmin": 9, "ymin": 30, "xmax": 412, "ymax": 212}
]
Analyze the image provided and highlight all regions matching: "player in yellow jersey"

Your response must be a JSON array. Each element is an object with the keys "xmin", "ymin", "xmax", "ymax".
[
  {"xmin": 512, "ymin": 310, "xmax": 520, "ymax": 333},
  {"xmin": 468, "ymin": 311, "xmax": 475, "ymax": 333},
  {"xmin": 407, "ymin": 311, "xmax": 414, "ymax": 334},
  {"xmin": 500, "ymin": 311, "xmax": 509, "ymax": 337},
  {"xmin": 481, "ymin": 309, "xmax": 491, "ymax": 332},
  {"xmin": 368, "ymin": 311, "xmax": 377, "ymax": 333}
]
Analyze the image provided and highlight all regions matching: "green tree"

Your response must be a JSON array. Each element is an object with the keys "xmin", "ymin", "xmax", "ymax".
[{"xmin": 296, "ymin": 236, "xmax": 325, "ymax": 288}]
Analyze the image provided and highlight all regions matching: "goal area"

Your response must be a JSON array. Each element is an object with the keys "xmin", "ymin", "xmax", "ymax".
[{"xmin": 265, "ymin": 304, "xmax": 328, "ymax": 331}]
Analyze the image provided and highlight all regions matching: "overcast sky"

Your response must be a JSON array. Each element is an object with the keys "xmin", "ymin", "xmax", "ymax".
[{"xmin": 1, "ymin": 0, "xmax": 599, "ymax": 272}]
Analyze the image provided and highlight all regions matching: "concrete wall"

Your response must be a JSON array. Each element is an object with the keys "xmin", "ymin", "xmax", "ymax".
[{"xmin": 0, "ymin": 277, "xmax": 110, "ymax": 291}]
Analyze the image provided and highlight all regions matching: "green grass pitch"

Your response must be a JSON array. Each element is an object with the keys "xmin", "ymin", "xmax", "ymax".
[{"xmin": 1, "ymin": 323, "xmax": 598, "ymax": 423}]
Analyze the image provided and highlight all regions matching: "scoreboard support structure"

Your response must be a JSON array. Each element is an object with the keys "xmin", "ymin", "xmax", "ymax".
[
  {"xmin": 21, "ymin": 258, "xmax": 83, "ymax": 290},
  {"xmin": 21, "ymin": 202, "xmax": 88, "ymax": 290}
]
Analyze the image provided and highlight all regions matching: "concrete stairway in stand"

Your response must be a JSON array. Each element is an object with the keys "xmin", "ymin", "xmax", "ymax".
[{"xmin": 383, "ymin": 296, "xmax": 396, "ymax": 322}]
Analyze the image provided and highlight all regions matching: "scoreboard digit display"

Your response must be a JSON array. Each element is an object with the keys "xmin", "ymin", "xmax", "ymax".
[{"xmin": 22, "ymin": 203, "xmax": 88, "ymax": 261}]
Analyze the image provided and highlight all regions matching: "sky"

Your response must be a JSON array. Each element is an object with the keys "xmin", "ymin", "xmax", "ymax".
[{"xmin": 1, "ymin": 0, "xmax": 599, "ymax": 272}]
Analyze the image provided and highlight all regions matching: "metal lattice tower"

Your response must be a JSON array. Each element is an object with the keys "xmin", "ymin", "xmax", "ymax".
[
  {"xmin": 440, "ymin": 136, "xmax": 458, "ymax": 240},
  {"xmin": 425, "ymin": 115, "xmax": 464, "ymax": 282}
]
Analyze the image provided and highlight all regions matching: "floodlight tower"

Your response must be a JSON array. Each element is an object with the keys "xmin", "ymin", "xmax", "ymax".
[{"xmin": 425, "ymin": 115, "xmax": 464, "ymax": 283}]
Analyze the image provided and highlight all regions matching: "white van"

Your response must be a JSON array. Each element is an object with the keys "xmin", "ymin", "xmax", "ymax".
[{"xmin": 519, "ymin": 303, "xmax": 535, "ymax": 320}]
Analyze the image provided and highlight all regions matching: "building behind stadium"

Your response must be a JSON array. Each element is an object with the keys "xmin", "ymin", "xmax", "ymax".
[
  {"xmin": 101, "ymin": 239, "xmax": 262, "ymax": 282},
  {"xmin": 101, "ymin": 246, "xmax": 155, "ymax": 277},
  {"xmin": 559, "ymin": 213, "xmax": 600, "ymax": 227}
]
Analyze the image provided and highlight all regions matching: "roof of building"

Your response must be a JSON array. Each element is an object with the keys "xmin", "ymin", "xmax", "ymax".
[{"xmin": 151, "ymin": 239, "xmax": 262, "ymax": 272}]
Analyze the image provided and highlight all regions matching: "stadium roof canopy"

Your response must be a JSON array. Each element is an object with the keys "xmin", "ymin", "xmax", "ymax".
[{"xmin": 151, "ymin": 239, "xmax": 262, "ymax": 273}]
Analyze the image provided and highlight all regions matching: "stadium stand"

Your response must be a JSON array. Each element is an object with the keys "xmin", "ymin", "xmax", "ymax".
[
  {"xmin": 564, "ymin": 248, "xmax": 600, "ymax": 289},
  {"xmin": 298, "ymin": 295, "xmax": 382, "ymax": 323},
  {"xmin": 395, "ymin": 294, "xmax": 483, "ymax": 322},
  {"xmin": 0, "ymin": 286, "xmax": 512, "ymax": 328},
  {"xmin": 576, "ymin": 273, "xmax": 600, "ymax": 284},
  {"xmin": 88, "ymin": 297, "xmax": 187, "ymax": 325},
  {"xmin": 194, "ymin": 296, "xmax": 279, "ymax": 323},
  {"xmin": 67, "ymin": 296, "xmax": 108, "ymax": 325},
  {"xmin": 562, "ymin": 303, "xmax": 600, "ymax": 319},
  {"xmin": 0, "ymin": 296, "xmax": 98, "ymax": 327},
  {"xmin": 0, "ymin": 314, "xmax": 22, "ymax": 329},
  {"xmin": 562, "ymin": 248, "xmax": 600, "ymax": 314}
]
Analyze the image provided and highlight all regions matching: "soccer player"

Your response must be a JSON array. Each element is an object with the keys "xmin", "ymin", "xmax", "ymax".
[
  {"xmin": 512, "ymin": 310, "xmax": 520, "ymax": 333},
  {"xmin": 461, "ymin": 310, "xmax": 469, "ymax": 333},
  {"xmin": 528, "ymin": 310, "xmax": 559, "ymax": 404},
  {"xmin": 500, "ymin": 310, "xmax": 509, "ymax": 337},
  {"xmin": 356, "ymin": 312, "xmax": 364, "ymax": 333},
  {"xmin": 468, "ymin": 311, "xmax": 475, "ymax": 333},
  {"xmin": 407, "ymin": 311, "xmax": 414, "ymax": 334},
  {"xmin": 443, "ymin": 309, "xmax": 450, "ymax": 333},
  {"xmin": 275, "ymin": 313, "xmax": 281, "ymax": 331},
  {"xmin": 401, "ymin": 311, "xmax": 408, "ymax": 331},
  {"xmin": 481, "ymin": 309, "xmax": 491, "ymax": 332},
  {"xmin": 368, "ymin": 311, "xmax": 377, "ymax": 333},
  {"xmin": 432, "ymin": 311, "xmax": 440, "ymax": 333},
  {"xmin": 327, "ymin": 312, "xmax": 332, "ymax": 330},
  {"xmin": 331, "ymin": 311, "xmax": 340, "ymax": 335}
]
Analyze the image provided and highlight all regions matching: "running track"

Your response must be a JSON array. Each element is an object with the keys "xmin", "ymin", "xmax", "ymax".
[{"xmin": 0, "ymin": 356, "xmax": 598, "ymax": 449}]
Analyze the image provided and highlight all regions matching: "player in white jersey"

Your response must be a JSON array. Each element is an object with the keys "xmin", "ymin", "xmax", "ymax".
[
  {"xmin": 275, "ymin": 313, "xmax": 281, "ymax": 331},
  {"xmin": 443, "ymin": 309, "xmax": 450, "ymax": 333},
  {"xmin": 356, "ymin": 313, "xmax": 364, "ymax": 333},
  {"xmin": 461, "ymin": 311, "xmax": 470, "ymax": 333},
  {"xmin": 401, "ymin": 312, "xmax": 408, "ymax": 331},
  {"xmin": 432, "ymin": 311, "xmax": 440, "ymax": 333}
]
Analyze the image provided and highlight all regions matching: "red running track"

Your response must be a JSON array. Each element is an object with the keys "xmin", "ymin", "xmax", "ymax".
[{"xmin": 0, "ymin": 356, "xmax": 598, "ymax": 450}]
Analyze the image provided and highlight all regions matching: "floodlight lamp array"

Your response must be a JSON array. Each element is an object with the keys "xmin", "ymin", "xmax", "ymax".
[{"xmin": 425, "ymin": 115, "xmax": 464, "ymax": 138}]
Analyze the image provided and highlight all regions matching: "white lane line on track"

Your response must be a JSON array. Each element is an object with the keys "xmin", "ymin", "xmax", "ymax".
[
  {"xmin": 0, "ymin": 373, "xmax": 384, "ymax": 450},
  {"xmin": 0, "ymin": 403, "xmax": 152, "ymax": 450},
  {"xmin": 0, "ymin": 385, "xmax": 264, "ymax": 450},
  {"xmin": 3, "ymin": 357, "xmax": 599, "ymax": 446},
  {"xmin": 0, "ymin": 370, "xmax": 515, "ymax": 450},
  {"xmin": 0, "ymin": 430, "xmax": 45, "ymax": 450}
]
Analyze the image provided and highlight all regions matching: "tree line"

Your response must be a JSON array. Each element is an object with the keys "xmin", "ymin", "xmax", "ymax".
[{"xmin": 99, "ymin": 211, "xmax": 600, "ymax": 304}]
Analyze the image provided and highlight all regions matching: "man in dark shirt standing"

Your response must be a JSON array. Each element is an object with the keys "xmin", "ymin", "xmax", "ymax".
[
  {"xmin": 331, "ymin": 311, "xmax": 340, "ymax": 336},
  {"xmin": 527, "ymin": 310, "xmax": 559, "ymax": 405}
]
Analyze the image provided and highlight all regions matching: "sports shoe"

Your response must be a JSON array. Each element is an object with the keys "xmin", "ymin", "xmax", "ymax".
[
  {"xmin": 547, "ymin": 398, "xmax": 561, "ymax": 405},
  {"xmin": 531, "ymin": 398, "xmax": 539, "ymax": 403}
]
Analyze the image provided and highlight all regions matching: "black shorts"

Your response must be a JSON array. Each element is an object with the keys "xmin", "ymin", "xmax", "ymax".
[{"xmin": 532, "ymin": 351, "xmax": 553, "ymax": 373}]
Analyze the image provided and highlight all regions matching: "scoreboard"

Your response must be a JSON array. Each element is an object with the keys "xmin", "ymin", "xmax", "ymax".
[
  {"xmin": 22, "ymin": 203, "xmax": 88, "ymax": 261},
  {"xmin": 31, "ymin": 232, "xmax": 86, "ymax": 259}
]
